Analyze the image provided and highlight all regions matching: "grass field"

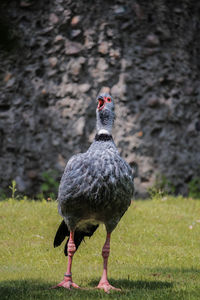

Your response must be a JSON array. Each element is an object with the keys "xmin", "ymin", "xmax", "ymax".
[{"xmin": 0, "ymin": 196, "xmax": 200, "ymax": 299}]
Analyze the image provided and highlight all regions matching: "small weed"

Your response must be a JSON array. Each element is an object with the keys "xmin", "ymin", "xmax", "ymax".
[
  {"xmin": 148, "ymin": 175, "xmax": 175, "ymax": 199},
  {"xmin": 148, "ymin": 187, "xmax": 167, "ymax": 200},
  {"xmin": 188, "ymin": 177, "xmax": 200, "ymax": 199},
  {"xmin": 9, "ymin": 180, "xmax": 18, "ymax": 200},
  {"xmin": 38, "ymin": 170, "xmax": 59, "ymax": 200}
]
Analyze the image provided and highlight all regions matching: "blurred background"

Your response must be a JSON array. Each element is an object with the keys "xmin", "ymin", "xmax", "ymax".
[{"xmin": 0, "ymin": 0, "xmax": 200, "ymax": 199}]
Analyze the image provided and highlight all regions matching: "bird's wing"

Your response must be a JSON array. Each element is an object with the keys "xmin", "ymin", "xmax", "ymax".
[{"xmin": 58, "ymin": 152, "xmax": 91, "ymax": 201}]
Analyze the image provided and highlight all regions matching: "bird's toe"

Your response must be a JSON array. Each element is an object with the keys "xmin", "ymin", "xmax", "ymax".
[
  {"xmin": 97, "ymin": 281, "xmax": 121, "ymax": 293},
  {"xmin": 51, "ymin": 279, "xmax": 80, "ymax": 290}
]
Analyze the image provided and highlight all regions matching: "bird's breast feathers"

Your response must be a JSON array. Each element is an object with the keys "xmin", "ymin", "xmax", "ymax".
[{"xmin": 58, "ymin": 146, "xmax": 134, "ymax": 204}]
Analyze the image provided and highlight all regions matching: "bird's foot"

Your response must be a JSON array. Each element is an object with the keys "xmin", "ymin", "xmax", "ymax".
[
  {"xmin": 97, "ymin": 280, "xmax": 121, "ymax": 293},
  {"xmin": 51, "ymin": 277, "xmax": 80, "ymax": 290}
]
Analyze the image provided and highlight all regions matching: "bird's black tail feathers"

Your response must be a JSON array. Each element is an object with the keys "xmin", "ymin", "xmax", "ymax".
[
  {"xmin": 53, "ymin": 220, "xmax": 69, "ymax": 248},
  {"xmin": 53, "ymin": 220, "xmax": 99, "ymax": 256}
]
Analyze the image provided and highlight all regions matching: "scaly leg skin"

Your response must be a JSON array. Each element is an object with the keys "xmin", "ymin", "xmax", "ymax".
[
  {"xmin": 51, "ymin": 231, "xmax": 80, "ymax": 290},
  {"xmin": 97, "ymin": 233, "xmax": 121, "ymax": 293}
]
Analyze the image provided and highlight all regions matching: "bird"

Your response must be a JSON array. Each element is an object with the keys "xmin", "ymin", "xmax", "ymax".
[{"xmin": 53, "ymin": 93, "xmax": 134, "ymax": 292}]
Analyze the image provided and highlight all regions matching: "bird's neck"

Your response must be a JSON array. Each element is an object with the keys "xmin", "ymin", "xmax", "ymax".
[{"xmin": 96, "ymin": 110, "xmax": 114, "ymax": 136}]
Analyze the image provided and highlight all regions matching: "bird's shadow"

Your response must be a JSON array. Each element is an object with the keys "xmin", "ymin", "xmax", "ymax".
[
  {"xmin": 2, "ymin": 268, "xmax": 200, "ymax": 299},
  {"xmin": 0, "ymin": 277, "xmax": 173, "ymax": 300}
]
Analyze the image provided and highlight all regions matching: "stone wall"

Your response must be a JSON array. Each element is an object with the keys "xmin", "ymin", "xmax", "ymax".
[{"xmin": 0, "ymin": 0, "xmax": 200, "ymax": 197}]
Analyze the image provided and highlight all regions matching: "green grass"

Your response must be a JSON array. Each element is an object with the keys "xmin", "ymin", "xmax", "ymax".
[{"xmin": 0, "ymin": 197, "xmax": 200, "ymax": 299}]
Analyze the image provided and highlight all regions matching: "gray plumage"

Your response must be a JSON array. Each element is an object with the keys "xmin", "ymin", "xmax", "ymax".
[{"xmin": 54, "ymin": 93, "xmax": 134, "ymax": 254}]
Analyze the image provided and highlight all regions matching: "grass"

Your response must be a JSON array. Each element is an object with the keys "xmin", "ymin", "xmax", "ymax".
[{"xmin": 0, "ymin": 196, "xmax": 200, "ymax": 299}]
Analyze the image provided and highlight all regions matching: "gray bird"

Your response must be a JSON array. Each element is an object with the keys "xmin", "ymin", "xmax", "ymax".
[{"xmin": 53, "ymin": 93, "xmax": 134, "ymax": 292}]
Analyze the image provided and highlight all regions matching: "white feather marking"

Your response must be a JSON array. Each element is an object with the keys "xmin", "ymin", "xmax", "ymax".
[{"xmin": 98, "ymin": 129, "xmax": 110, "ymax": 135}]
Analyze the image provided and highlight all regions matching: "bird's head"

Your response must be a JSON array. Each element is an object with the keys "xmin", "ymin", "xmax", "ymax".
[
  {"xmin": 96, "ymin": 93, "xmax": 115, "ymax": 135},
  {"xmin": 97, "ymin": 93, "xmax": 114, "ymax": 113}
]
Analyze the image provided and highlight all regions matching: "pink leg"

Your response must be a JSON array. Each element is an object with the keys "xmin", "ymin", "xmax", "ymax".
[
  {"xmin": 52, "ymin": 231, "xmax": 80, "ymax": 289},
  {"xmin": 97, "ymin": 233, "xmax": 121, "ymax": 293}
]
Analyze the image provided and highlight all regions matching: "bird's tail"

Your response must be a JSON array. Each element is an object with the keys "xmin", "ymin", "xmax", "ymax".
[
  {"xmin": 53, "ymin": 220, "xmax": 69, "ymax": 248},
  {"xmin": 53, "ymin": 220, "xmax": 99, "ymax": 256}
]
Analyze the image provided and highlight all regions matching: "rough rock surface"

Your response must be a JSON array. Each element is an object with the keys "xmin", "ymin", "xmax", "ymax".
[{"xmin": 0, "ymin": 0, "xmax": 200, "ymax": 197}]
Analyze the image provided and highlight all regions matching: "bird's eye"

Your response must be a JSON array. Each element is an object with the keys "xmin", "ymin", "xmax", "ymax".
[{"xmin": 107, "ymin": 98, "xmax": 111, "ymax": 102}]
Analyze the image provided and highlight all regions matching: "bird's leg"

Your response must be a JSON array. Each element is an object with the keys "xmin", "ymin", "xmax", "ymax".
[
  {"xmin": 97, "ymin": 233, "xmax": 121, "ymax": 293},
  {"xmin": 52, "ymin": 231, "xmax": 80, "ymax": 289}
]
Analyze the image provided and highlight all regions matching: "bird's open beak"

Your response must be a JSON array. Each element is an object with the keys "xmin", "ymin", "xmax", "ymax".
[{"xmin": 97, "ymin": 97, "xmax": 105, "ymax": 111}]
